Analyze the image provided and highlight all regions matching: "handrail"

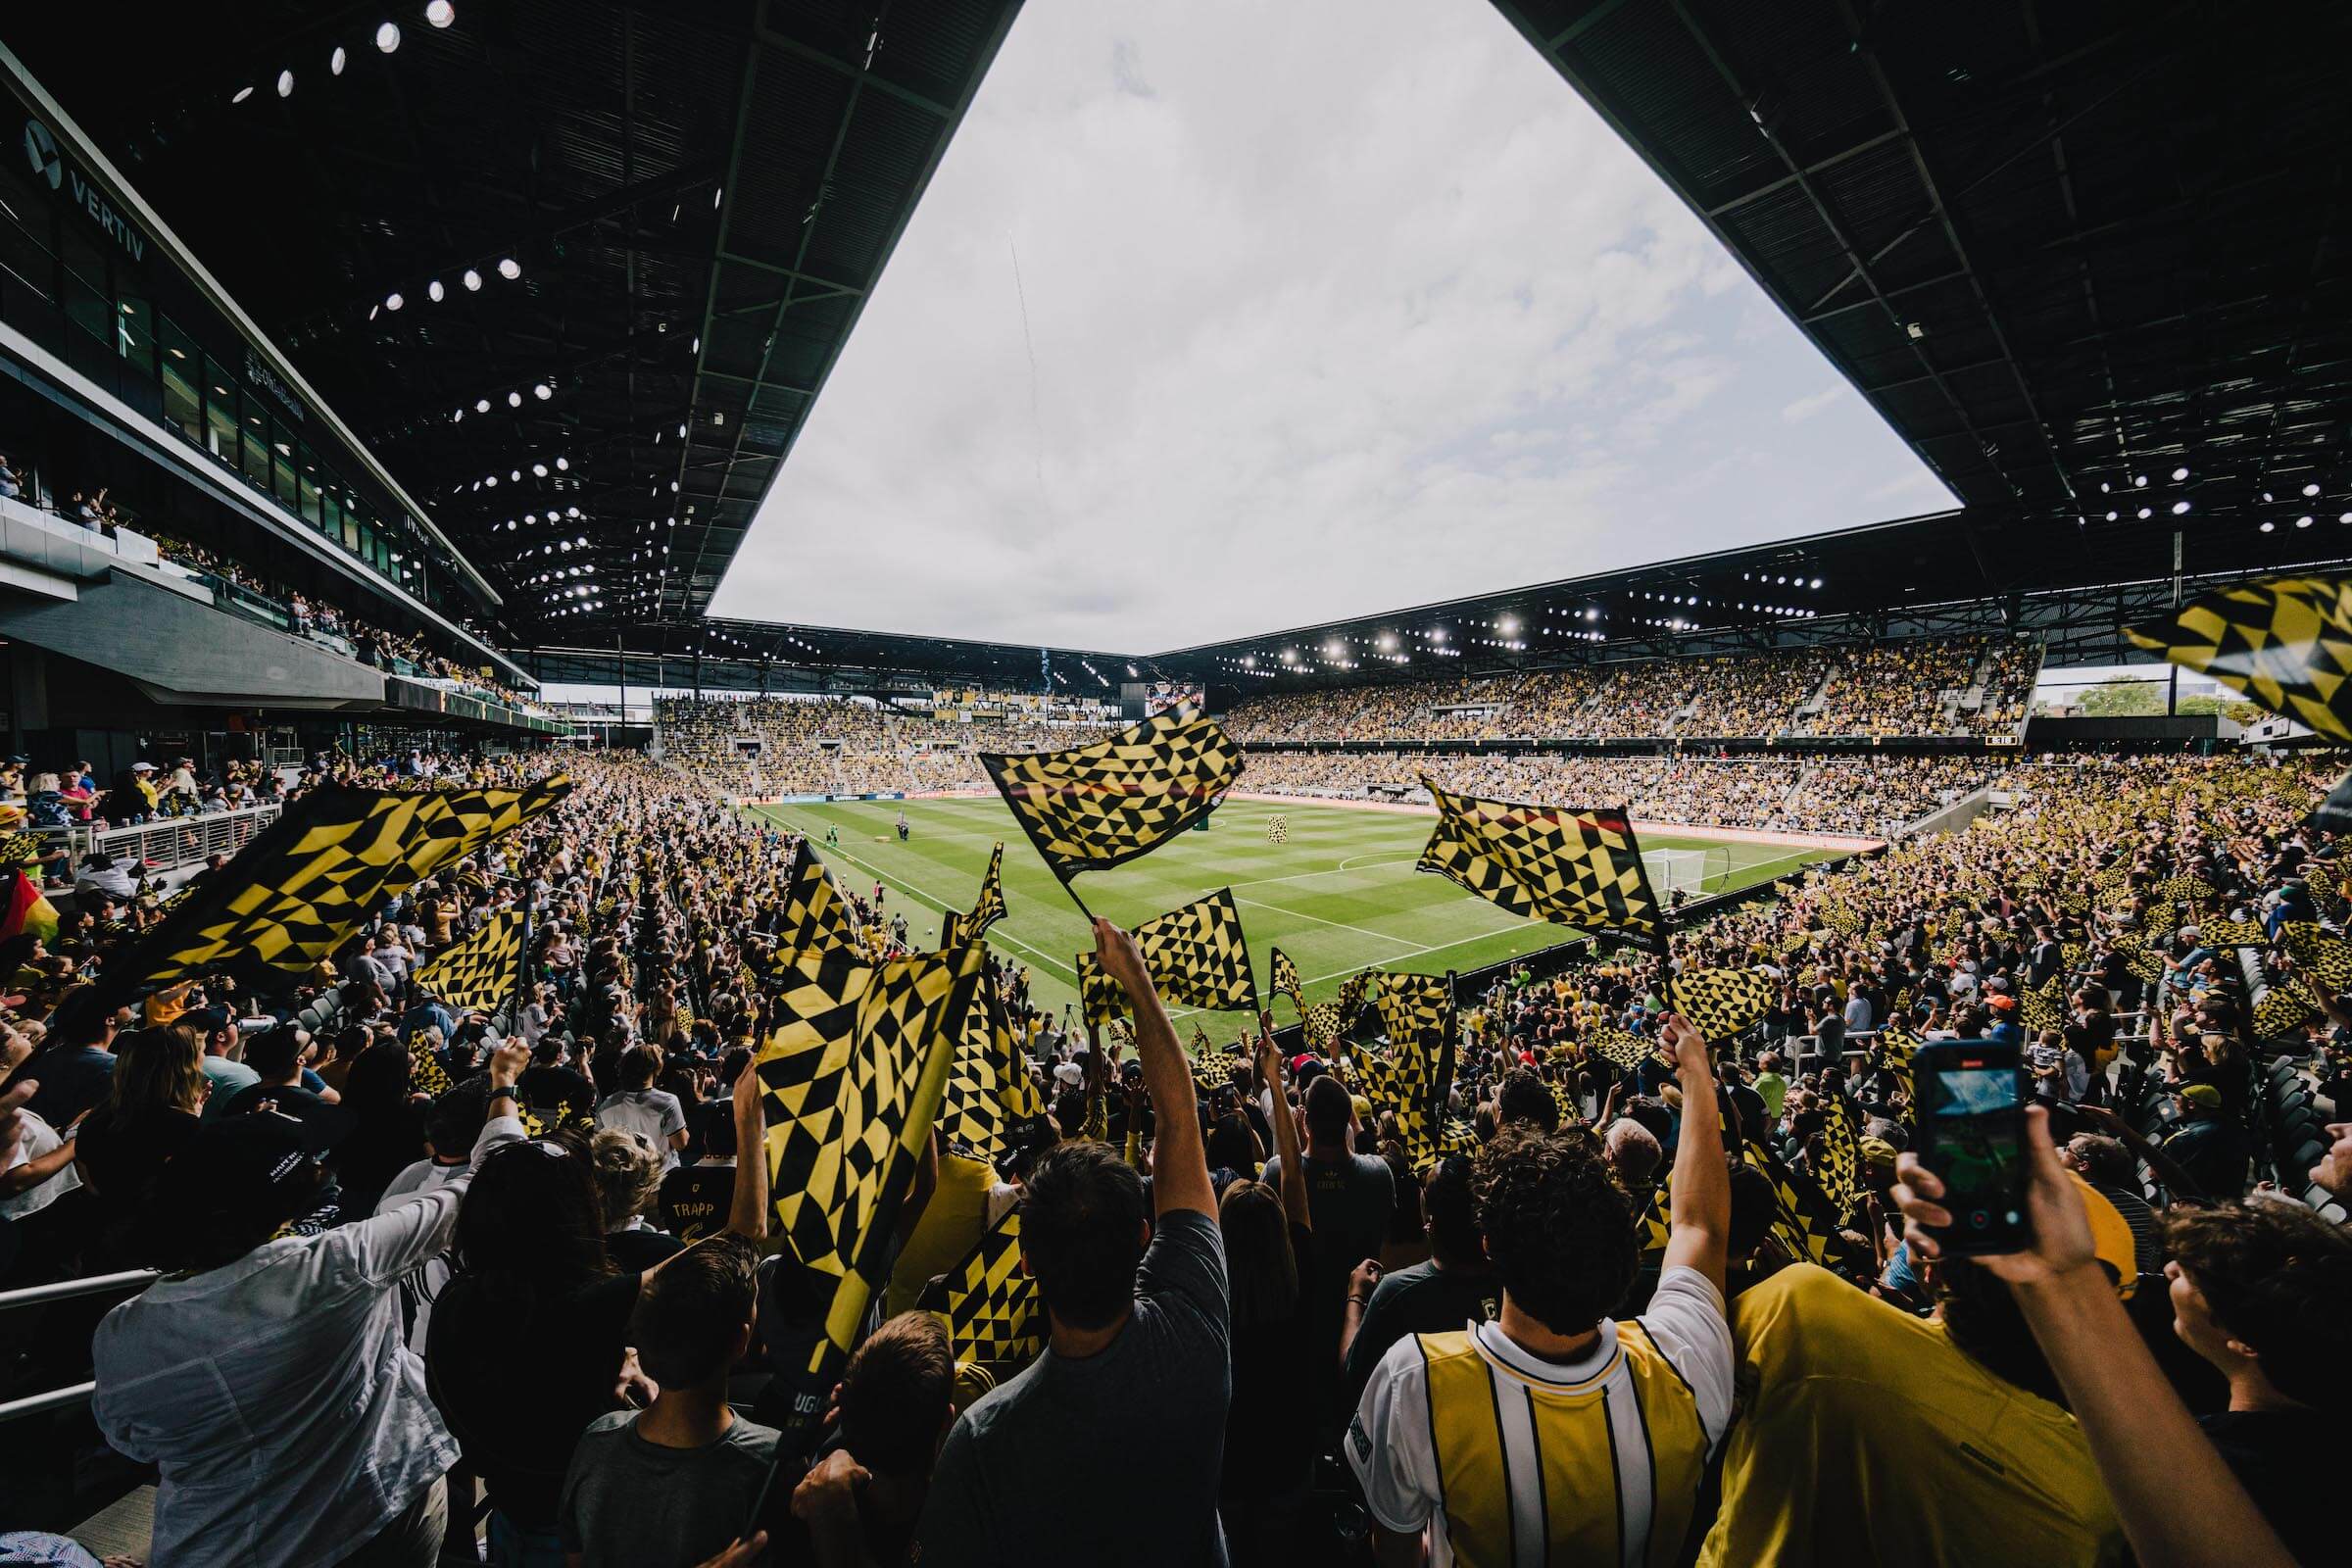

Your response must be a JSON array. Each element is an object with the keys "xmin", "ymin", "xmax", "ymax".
[
  {"xmin": 31, "ymin": 803, "xmax": 282, "ymax": 875},
  {"xmin": 0, "ymin": 1267, "xmax": 160, "ymax": 1311},
  {"xmin": 0, "ymin": 1268, "xmax": 160, "ymax": 1424}
]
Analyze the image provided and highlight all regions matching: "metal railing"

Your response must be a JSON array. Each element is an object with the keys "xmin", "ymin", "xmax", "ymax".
[
  {"xmin": 0, "ymin": 1268, "xmax": 160, "ymax": 1424},
  {"xmin": 30, "ymin": 802, "xmax": 281, "ymax": 874}
]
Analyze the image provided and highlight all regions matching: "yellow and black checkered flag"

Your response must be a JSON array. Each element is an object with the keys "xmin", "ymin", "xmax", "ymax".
[
  {"xmin": 406, "ymin": 1031, "xmax": 453, "ymax": 1099},
  {"xmin": 1270, "ymin": 946, "xmax": 1302, "ymax": 1008},
  {"xmin": 2128, "ymin": 572, "xmax": 2352, "ymax": 742},
  {"xmin": 102, "ymin": 776, "xmax": 569, "ymax": 997},
  {"xmin": 2021, "ymin": 975, "xmax": 2066, "ymax": 1036},
  {"xmin": 1743, "ymin": 1137, "xmax": 1870, "ymax": 1273},
  {"xmin": 917, "ymin": 1204, "xmax": 1044, "ymax": 1371},
  {"xmin": 1356, "ymin": 969, "xmax": 1456, "ymax": 1169},
  {"xmin": 1870, "ymin": 1024, "xmax": 1920, "ymax": 1129},
  {"xmin": 773, "ymin": 840, "xmax": 858, "ymax": 959},
  {"xmin": 1816, "ymin": 1092, "xmax": 1862, "ymax": 1225},
  {"xmin": 1585, "ymin": 1028, "xmax": 1649, "ymax": 1072},
  {"xmin": 2254, "ymin": 982, "xmax": 2321, "ymax": 1039},
  {"xmin": 941, "ymin": 843, "xmax": 1009, "ymax": 951},
  {"xmin": 2281, "ymin": 921, "xmax": 2352, "ymax": 996},
  {"xmin": 936, "ymin": 983, "xmax": 1050, "ymax": 1160},
  {"xmin": 982, "ymin": 710, "xmax": 1242, "ymax": 889},
  {"xmin": 1298, "ymin": 970, "xmax": 1370, "ymax": 1053},
  {"xmin": 1071, "ymin": 889, "xmax": 1257, "ymax": 1027},
  {"xmin": 2199, "ymin": 918, "xmax": 2267, "ymax": 950},
  {"xmin": 1417, "ymin": 778, "xmax": 1664, "ymax": 941},
  {"xmin": 413, "ymin": 908, "xmax": 525, "ymax": 1012},
  {"xmin": 1670, "ymin": 967, "xmax": 1773, "ymax": 1041},
  {"xmin": 757, "ymin": 941, "xmax": 985, "ymax": 1387}
]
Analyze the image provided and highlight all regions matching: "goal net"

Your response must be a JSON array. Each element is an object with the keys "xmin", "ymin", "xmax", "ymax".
[{"xmin": 1642, "ymin": 847, "xmax": 1719, "ymax": 899}]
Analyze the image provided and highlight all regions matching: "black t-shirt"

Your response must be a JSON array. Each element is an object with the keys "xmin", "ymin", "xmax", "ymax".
[
  {"xmin": 74, "ymin": 1106, "xmax": 201, "ymax": 1253},
  {"xmin": 2200, "ymin": 1408, "xmax": 2331, "ymax": 1566},
  {"xmin": 428, "ymin": 1269, "xmax": 641, "ymax": 1528},
  {"xmin": 1340, "ymin": 1258, "xmax": 1503, "ymax": 1410},
  {"xmin": 5, "ymin": 1045, "xmax": 117, "ymax": 1129},
  {"xmin": 660, "ymin": 1163, "xmax": 736, "ymax": 1242}
]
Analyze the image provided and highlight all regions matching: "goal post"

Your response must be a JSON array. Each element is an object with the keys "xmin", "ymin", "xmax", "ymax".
[
  {"xmin": 1642, "ymin": 844, "xmax": 1740, "ymax": 900},
  {"xmin": 1642, "ymin": 848, "xmax": 1711, "ymax": 899}
]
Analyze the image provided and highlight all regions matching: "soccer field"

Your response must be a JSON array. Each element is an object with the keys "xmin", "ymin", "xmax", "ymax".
[{"xmin": 744, "ymin": 796, "xmax": 1812, "ymax": 1033}]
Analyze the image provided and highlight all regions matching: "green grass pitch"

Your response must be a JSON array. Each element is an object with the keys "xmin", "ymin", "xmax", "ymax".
[{"xmin": 743, "ymin": 798, "xmax": 1812, "ymax": 1036}]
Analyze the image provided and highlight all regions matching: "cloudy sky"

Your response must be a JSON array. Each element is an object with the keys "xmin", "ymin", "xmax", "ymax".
[{"xmin": 709, "ymin": 0, "xmax": 1951, "ymax": 653}]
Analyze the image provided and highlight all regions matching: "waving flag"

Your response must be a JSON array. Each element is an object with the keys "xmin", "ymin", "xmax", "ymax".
[
  {"xmin": 1418, "ymin": 777, "xmax": 1664, "ymax": 942},
  {"xmin": 983, "ymin": 711, "xmax": 1242, "ymax": 894},
  {"xmin": 2128, "ymin": 572, "xmax": 2352, "ymax": 742},
  {"xmin": 1071, "ymin": 889, "xmax": 1257, "ymax": 1026},
  {"xmin": 940, "ymin": 843, "xmax": 1008, "ymax": 950}
]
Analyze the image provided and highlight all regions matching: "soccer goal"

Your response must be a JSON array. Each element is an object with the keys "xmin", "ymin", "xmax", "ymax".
[{"xmin": 1643, "ymin": 846, "xmax": 1730, "ymax": 899}]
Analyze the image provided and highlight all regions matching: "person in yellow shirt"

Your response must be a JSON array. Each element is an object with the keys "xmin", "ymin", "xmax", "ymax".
[{"xmin": 1699, "ymin": 1180, "xmax": 2142, "ymax": 1567}]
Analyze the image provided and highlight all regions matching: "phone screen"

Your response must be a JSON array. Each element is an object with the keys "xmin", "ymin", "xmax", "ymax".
[{"xmin": 1916, "ymin": 1046, "xmax": 2031, "ymax": 1253}]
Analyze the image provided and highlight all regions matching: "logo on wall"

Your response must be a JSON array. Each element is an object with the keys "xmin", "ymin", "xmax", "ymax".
[{"xmin": 23, "ymin": 120, "xmax": 60, "ymax": 189}]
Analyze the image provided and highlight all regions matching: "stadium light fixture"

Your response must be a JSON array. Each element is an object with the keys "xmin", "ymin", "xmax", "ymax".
[
  {"xmin": 498, "ymin": 258, "xmax": 521, "ymax": 279},
  {"xmin": 1496, "ymin": 615, "xmax": 1518, "ymax": 635},
  {"xmin": 2172, "ymin": 466, "xmax": 2189, "ymax": 481},
  {"xmin": 2298, "ymin": 515, "xmax": 2314, "ymax": 528},
  {"xmin": 2173, "ymin": 501, "xmax": 2191, "ymax": 515},
  {"xmin": 385, "ymin": 291, "xmax": 405, "ymax": 311},
  {"xmin": 331, "ymin": 46, "xmax": 348, "ymax": 74},
  {"xmin": 426, "ymin": 279, "xmax": 444, "ymax": 302},
  {"xmin": 534, "ymin": 383, "xmax": 553, "ymax": 400},
  {"xmin": 2305, "ymin": 482, "xmax": 2323, "ymax": 497},
  {"xmin": 507, "ymin": 391, "xmax": 522, "ymax": 408},
  {"xmin": 462, "ymin": 269, "xmax": 482, "ymax": 292},
  {"xmin": 2260, "ymin": 520, "xmax": 2276, "ymax": 533},
  {"xmin": 376, "ymin": 22, "xmax": 402, "ymax": 53},
  {"xmin": 2136, "ymin": 508, "xmax": 2152, "ymax": 519},
  {"xmin": 427, "ymin": 2, "xmax": 457, "ymax": 25},
  {"xmin": 2132, "ymin": 474, "xmax": 2147, "ymax": 488},
  {"xmin": 276, "ymin": 70, "xmax": 295, "ymax": 98},
  {"xmin": 474, "ymin": 398, "xmax": 490, "ymax": 413}
]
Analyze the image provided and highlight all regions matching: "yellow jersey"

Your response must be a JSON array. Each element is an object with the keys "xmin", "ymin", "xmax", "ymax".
[{"xmin": 1698, "ymin": 1263, "xmax": 2127, "ymax": 1567}]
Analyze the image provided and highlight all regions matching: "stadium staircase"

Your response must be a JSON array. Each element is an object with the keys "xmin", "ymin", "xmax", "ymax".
[
  {"xmin": 1777, "ymin": 765, "xmax": 1818, "ymax": 819},
  {"xmin": 1793, "ymin": 665, "xmax": 1833, "ymax": 721}
]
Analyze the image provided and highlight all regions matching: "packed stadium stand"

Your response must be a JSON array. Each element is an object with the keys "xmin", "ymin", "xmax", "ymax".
[{"xmin": 2, "ymin": 5, "xmax": 2350, "ymax": 1568}]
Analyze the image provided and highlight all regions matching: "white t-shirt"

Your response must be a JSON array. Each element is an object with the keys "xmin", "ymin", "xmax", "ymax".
[
  {"xmin": 1348, "ymin": 1265, "xmax": 1737, "ymax": 1568},
  {"xmin": 597, "ymin": 1089, "xmax": 688, "ymax": 1170},
  {"xmin": 0, "ymin": 1107, "xmax": 82, "ymax": 1219}
]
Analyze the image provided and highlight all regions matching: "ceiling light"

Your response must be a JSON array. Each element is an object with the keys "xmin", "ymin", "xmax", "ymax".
[
  {"xmin": 507, "ymin": 391, "xmax": 521, "ymax": 407},
  {"xmin": 426, "ymin": 279, "xmax": 444, "ymax": 302},
  {"xmin": 2297, "ymin": 514, "xmax": 2314, "ymax": 528},
  {"xmin": 331, "ymin": 45, "xmax": 347, "ymax": 74},
  {"xmin": 376, "ymin": 22, "xmax": 402, "ymax": 53},
  {"xmin": 497, "ymin": 257, "xmax": 520, "ymax": 279},
  {"xmin": 1809, "ymin": 577, "xmax": 1823, "ymax": 589},
  {"xmin": 555, "ymin": 458, "xmax": 569, "ymax": 470},
  {"xmin": 474, "ymin": 397, "xmax": 490, "ymax": 413},
  {"xmin": 425, "ymin": 1, "xmax": 457, "ymax": 26},
  {"xmin": 2261, "ymin": 520, "xmax": 2277, "ymax": 533},
  {"xmin": 2132, "ymin": 474, "xmax": 2147, "ymax": 487},
  {"xmin": 532, "ymin": 383, "xmax": 552, "ymax": 401},
  {"xmin": 462, "ymin": 268, "xmax": 481, "ymax": 292},
  {"xmin": 2171, "ymin": 466, "xmax": 2189, "ymax": 481},
  {"xmin": 2304, "ymin": 482, "xmax": 2323, "ymax": 497},
  {"xmin": 2136, "ymin": 507, "xmax": 2152, "ymax": 519},
  {"xmin": 532, "ymin": 464, "xmax": 548, "ymax": 477},
  {"xmin": 276, "ymin": 70, "xmax": 295, "ymax": 98},
  {"xmin": 2172, "ymin": 501, "xmax": 2190, "ymax": 515},
  {"xmin": 384, "ymin": 291, "xmax": 404, "ymax": 311}
]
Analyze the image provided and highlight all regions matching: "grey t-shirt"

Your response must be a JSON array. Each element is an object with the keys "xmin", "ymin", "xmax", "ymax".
[
  {"xmin": 915, "ymin": 1208, "xmax": 1231, "ymax": 1567},
  {"xmin": 558, "ymin": 1410, "xmax": 778, "ymax": 1568},
  {"xmin": 1260, "ymin": 1152, "xmax": 1396, "ymax": 1277}
]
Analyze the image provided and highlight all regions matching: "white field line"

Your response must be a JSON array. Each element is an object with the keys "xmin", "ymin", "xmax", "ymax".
[
  {"xmin": 746, "ymin": 806, "xmax": 1082, "ymax": 983},
  {"xmin": 1221, "ymin": 852, "xmax": 1422, "ymax": 892},
  {"xmin": 1229, "ymin": 893, "xmax": 1427, "ymax": 951}
]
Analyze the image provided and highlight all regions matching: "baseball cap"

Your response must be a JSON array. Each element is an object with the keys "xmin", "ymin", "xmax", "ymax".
[
  {"xmin": 130, "ymin": 761, "xmax": 156, "ymax": 772},
  {"xmin": 2177, "ymin": 1082, "xmax": 2223, "ymax": 1108},
  {"xmin": 2071, "ymin": 1175, "xmax": 2141, "ymax": 1298},
  {"xmin": 162, "ymin": 1110, "xmax": 333, "ymax": 1234}
]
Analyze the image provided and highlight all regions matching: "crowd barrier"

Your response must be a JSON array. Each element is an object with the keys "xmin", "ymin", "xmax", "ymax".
[{"xmin": 29, "ymin": 801, "xmax": 282, "ymax": 875}]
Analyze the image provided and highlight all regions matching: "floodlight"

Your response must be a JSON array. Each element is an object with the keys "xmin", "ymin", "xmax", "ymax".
[{"xmin": 376, "ymin": 23, "xmax": 402, "ymax": 53}]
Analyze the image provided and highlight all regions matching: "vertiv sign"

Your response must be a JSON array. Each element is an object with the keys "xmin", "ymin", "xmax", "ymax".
[{"xmin": 23, "ymin": 118, "xmax": 146, "ymax": 266}]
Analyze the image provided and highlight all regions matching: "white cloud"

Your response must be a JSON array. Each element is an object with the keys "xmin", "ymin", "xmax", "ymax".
[
  {"xmin": 709, "ymin": 0, "xmax": 1949, "ymax": 652},
  {"xmin": 1780, "ymin": 386, "xmax": 1844, "ymax": 424}
]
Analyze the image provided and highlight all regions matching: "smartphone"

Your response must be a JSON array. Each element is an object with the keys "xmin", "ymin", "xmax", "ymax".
[{"xmin": 1912, "ymin": 1041, "xmax": 2033, "ymax": 1255}]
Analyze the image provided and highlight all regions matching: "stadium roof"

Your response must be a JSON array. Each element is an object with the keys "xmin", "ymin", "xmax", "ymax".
[
  {"xmin": 1489, "ymin": 0, "xmax": 2351, "ymax": 559},
  {"xmin": 3, "ymin": 0, "xmax": 1023, "ymax": 648}
]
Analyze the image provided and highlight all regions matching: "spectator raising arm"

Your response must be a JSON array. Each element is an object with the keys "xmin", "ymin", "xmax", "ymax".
[
  {"xmin": 1893, "ymin": 1106, "xmax": 2295, "ymax": 1568},
  {"xmin": 1092, "ymin": 916, "xmax": 1214, "ymax": 1221},
  {"xmin": 1253, "ymin": 1016, "xmax": 1307, "ymax": 1228},
  {"xmin": 1657, "ymin": 1010, "xmax": 1730, "ymax": 1296},
  {"xmin": 725, "ymin": 1054, "xmax": 767, "ymax": 1241}
]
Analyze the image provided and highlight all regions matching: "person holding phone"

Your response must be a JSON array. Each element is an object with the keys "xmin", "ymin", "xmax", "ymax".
[{"xmin": 1891, "ymin": 1105, "xmax": 2300, "ymax": 1568}]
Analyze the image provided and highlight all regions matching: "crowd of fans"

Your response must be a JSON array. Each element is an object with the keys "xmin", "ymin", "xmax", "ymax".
[
  {"xmin": 0, "ymin": 738, "xmax": 2344, "ymax": 1565},
  {"xmin": 1234, "ymin": 750, "xmax": 1998, "ymax": 837},
  {"xmin": 656, "ymin": 697, "xmax": 1114, "ymax": 799},
  {"xmin": 1225, "ymin": 634, "xmax": 2039, "ymax": 743}
]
